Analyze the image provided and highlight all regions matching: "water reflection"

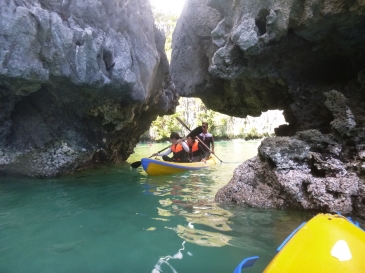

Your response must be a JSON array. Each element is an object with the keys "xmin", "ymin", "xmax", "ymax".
[
  {"xmin": 141, "ymin": 162, "xmax": 312, "ymax": 253},
  {"xmin": 3, "ymin": 141, "xmax": 361, "ymax": 273},
  {"xmin": 142, "ymin": 171, "xmax": 237, "ymax": 248},
  {"xmin": 183, "ymin": 205, "xmax": 232, "ymax": 231},
  {"xmin": 169, "ymin": 225, "xmax": 232, "ymax": 247}
]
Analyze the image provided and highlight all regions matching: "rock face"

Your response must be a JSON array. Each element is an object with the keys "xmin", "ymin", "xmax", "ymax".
[
  {"xmin": 171, "ymin": 0, "xmax": 365, "ymax": 217},
  {"xmin": 0, "ymin": 0, "xmax": 178, "ymax": 176}
]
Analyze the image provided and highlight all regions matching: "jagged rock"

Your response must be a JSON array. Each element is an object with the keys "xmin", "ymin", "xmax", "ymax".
[
  {"xmin": 216, "ymin": 132, "xmax": 364, "ymax": 216},
  {"xmin": 324, "ymin": 90, "xmax": 356, "ymax": 137},
  {"xmin": 0, "ymin": 0, "xmax": 178, "ymax": 176},
  {"xmin": 173, "ymin": 0, "xmax": 365, "ymax": 217}
]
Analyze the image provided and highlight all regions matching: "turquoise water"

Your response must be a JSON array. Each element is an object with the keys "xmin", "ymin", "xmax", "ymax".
[{"xmin": 0, "ymin": 140, "xmax": 329, "ymax": 272}]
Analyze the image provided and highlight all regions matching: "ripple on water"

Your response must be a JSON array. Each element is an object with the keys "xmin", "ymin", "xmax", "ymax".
[{"xmin": 0, "ymin": 141, "xmax": 324, "ymax": 273}]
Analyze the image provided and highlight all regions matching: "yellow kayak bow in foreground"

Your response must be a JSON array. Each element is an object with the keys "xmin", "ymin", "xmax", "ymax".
[{"xmin": 233, "ymin": 213, "xmax": 365, "ymax": 273}]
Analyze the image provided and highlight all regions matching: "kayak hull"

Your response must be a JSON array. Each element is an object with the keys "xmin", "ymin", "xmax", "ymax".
[
  {"xmin": 233, "ymin": 213, "xmax": 365, "ymax": 273},
  {"xmin": 141, "ymin": 157, "xmax": 217, "ymax": 176},
  {"xmin": 263, "ymin": 213, "xmax": 365, "ymax": 273}
]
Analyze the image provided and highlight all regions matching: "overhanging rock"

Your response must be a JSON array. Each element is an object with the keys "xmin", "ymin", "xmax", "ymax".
[{"xmin": 0, "ymin": 0, "xmax": 178, "ymax": 176}]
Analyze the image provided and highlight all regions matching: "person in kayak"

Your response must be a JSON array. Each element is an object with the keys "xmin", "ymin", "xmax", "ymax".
[
  {"xmin": 152, "ymin": 132, "xmax": 190, "ymax": 162},
  {"xmin": 197, "ymin": 122, "xmax": 214, "ymax": 158},
  {"xmin": 186, "ymin": 136, "xmax": 206, "ymax": 162}
]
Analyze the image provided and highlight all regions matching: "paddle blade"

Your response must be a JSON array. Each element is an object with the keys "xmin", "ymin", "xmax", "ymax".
[
  {"xmin": 233, "ymin": 256, "xmax": 259, "ymax": 273},
  {"xmin": 130, "ymin": 161, "xmax": 142, "ymax": 168},
  {"xmin": 187, "ymin": 126, "xmax": 203, "ymax": 138}
]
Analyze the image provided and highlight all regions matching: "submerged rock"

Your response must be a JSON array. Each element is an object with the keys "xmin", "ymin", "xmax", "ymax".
[{"xmin": 0, "ymin": 0, "xmax": 178, "ymax": 176}]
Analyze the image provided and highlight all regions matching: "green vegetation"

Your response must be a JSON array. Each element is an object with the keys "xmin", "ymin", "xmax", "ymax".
[
  {"xmin": 152, "ymin": 8, "xmax": 178, "ymax": 61},
  {"xmin": 140, "ymin": 98, "xmax": 287, "ymax": 142}
]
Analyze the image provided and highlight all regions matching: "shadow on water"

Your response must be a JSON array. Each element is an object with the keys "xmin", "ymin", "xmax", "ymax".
[{"xmin": 48, "ymin": 237, "xmax": 91, "ymax": 254}]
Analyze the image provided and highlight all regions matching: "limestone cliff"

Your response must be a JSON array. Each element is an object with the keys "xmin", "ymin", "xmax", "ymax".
[
  {"xmin": 171, "ymin": 0, "xmax": 365, "ymax": 217},
  {"xmin": 0, "ymin": 0, "xmax": 178, "ymax": 176}
]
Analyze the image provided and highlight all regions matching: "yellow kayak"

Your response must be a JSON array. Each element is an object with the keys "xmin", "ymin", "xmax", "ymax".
[
  {"xmin": 233, "ymin": 213, "xmax": 365, "ymax": 273},
  {"xmin": 264, "ymin": 213, "xmax": 365, "ymax": 272},
  {"xmin": 141, "ymin": 156, "xmax": 217, "ymax": 176}
]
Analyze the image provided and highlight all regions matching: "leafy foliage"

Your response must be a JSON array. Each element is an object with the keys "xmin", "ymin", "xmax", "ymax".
[
  {"xmin": 150, "ymin": 113, "xmax": 182, "ymax": 140},
  {"xmin": 152, "ymin": 8, "xmax": 178, "ymax": 61},
  {"xmin": 141, "ymin": 98, "xmax": 287, "ymax": 141}
]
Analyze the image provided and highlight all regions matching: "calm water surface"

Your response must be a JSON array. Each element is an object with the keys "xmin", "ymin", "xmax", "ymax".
[{"xmin": 0, "ymin": 140, "xmax": 331, "ymax": 272}]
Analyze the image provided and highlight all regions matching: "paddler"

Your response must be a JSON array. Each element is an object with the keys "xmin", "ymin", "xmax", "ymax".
[
  {"xmin": 186, "ymin": 136, "xmax": 206, "ymax": 162},
  {"xmin": 152, "ymin": 132, "xmax": 190, "ymax": 162}
]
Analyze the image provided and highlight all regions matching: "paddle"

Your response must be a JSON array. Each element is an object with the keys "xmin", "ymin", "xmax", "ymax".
[
  {"xmin": 130, "ymin": 146, "xmax": 170, "ymax": 168},
  {"xmin": 233, "ymin": 256, "xmax": 259, "ymax": 273},
  {"xmin": 186, "ymin": 125, "xmax": 204, "ymax": 138},
  {"xmin": 176, "ymin": 117, "xmax": 223, "ymax": 162},
  {"xmin": 130, "ymin": 126, "xmax": 203, "ymax": 168}
]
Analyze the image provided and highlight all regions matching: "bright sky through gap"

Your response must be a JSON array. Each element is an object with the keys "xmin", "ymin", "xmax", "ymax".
[{"xmin": 150, "ymin": 0, "xmax": 186, "ymax": 16}]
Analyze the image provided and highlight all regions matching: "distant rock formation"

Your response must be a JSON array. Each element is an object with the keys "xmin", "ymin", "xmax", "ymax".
[
  {"xmin": 171, "ymin": 0, "xmax": 365, "ymax": 217},
  {"xmin": 0, "ymin": 0, "xmax": 178, "ymax": 176}
]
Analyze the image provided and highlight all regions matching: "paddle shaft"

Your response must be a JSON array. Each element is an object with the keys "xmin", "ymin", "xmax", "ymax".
[
  {"xmin": 152, "ymin": 137, "xmax": 193, "ymax": 156},
  {"xmin": 175, "ymin": 117, "xmax": 223, "ymax": 162},
  {"xmin": 130, "ymin": 145, "xmax": 171, "ymax": 168},
  {"xmin": 150, "ymin": 145, "xmax": 170, "ymax": 157}
]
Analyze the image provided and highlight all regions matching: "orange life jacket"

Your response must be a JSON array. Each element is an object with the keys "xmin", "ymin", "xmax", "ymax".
[
  {"xmin": 191, "ymin": 141, "xmax": 199, "ymax": 152},
  {"xmin": 171, "ymin": 143, "xmax": 183, "ymax": 153},
  {"xmin": 190, "ymin": 141, "xmax": 202, "ymax": 158},
  {"xmin": 171, "ymin": 143, "xmax": 188, "ymax": 161}
]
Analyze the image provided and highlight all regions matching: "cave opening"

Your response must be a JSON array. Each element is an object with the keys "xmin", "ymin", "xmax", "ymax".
[{"xmin": 142, "ymin": 97, "xmax": 288, "ymax": 142}]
